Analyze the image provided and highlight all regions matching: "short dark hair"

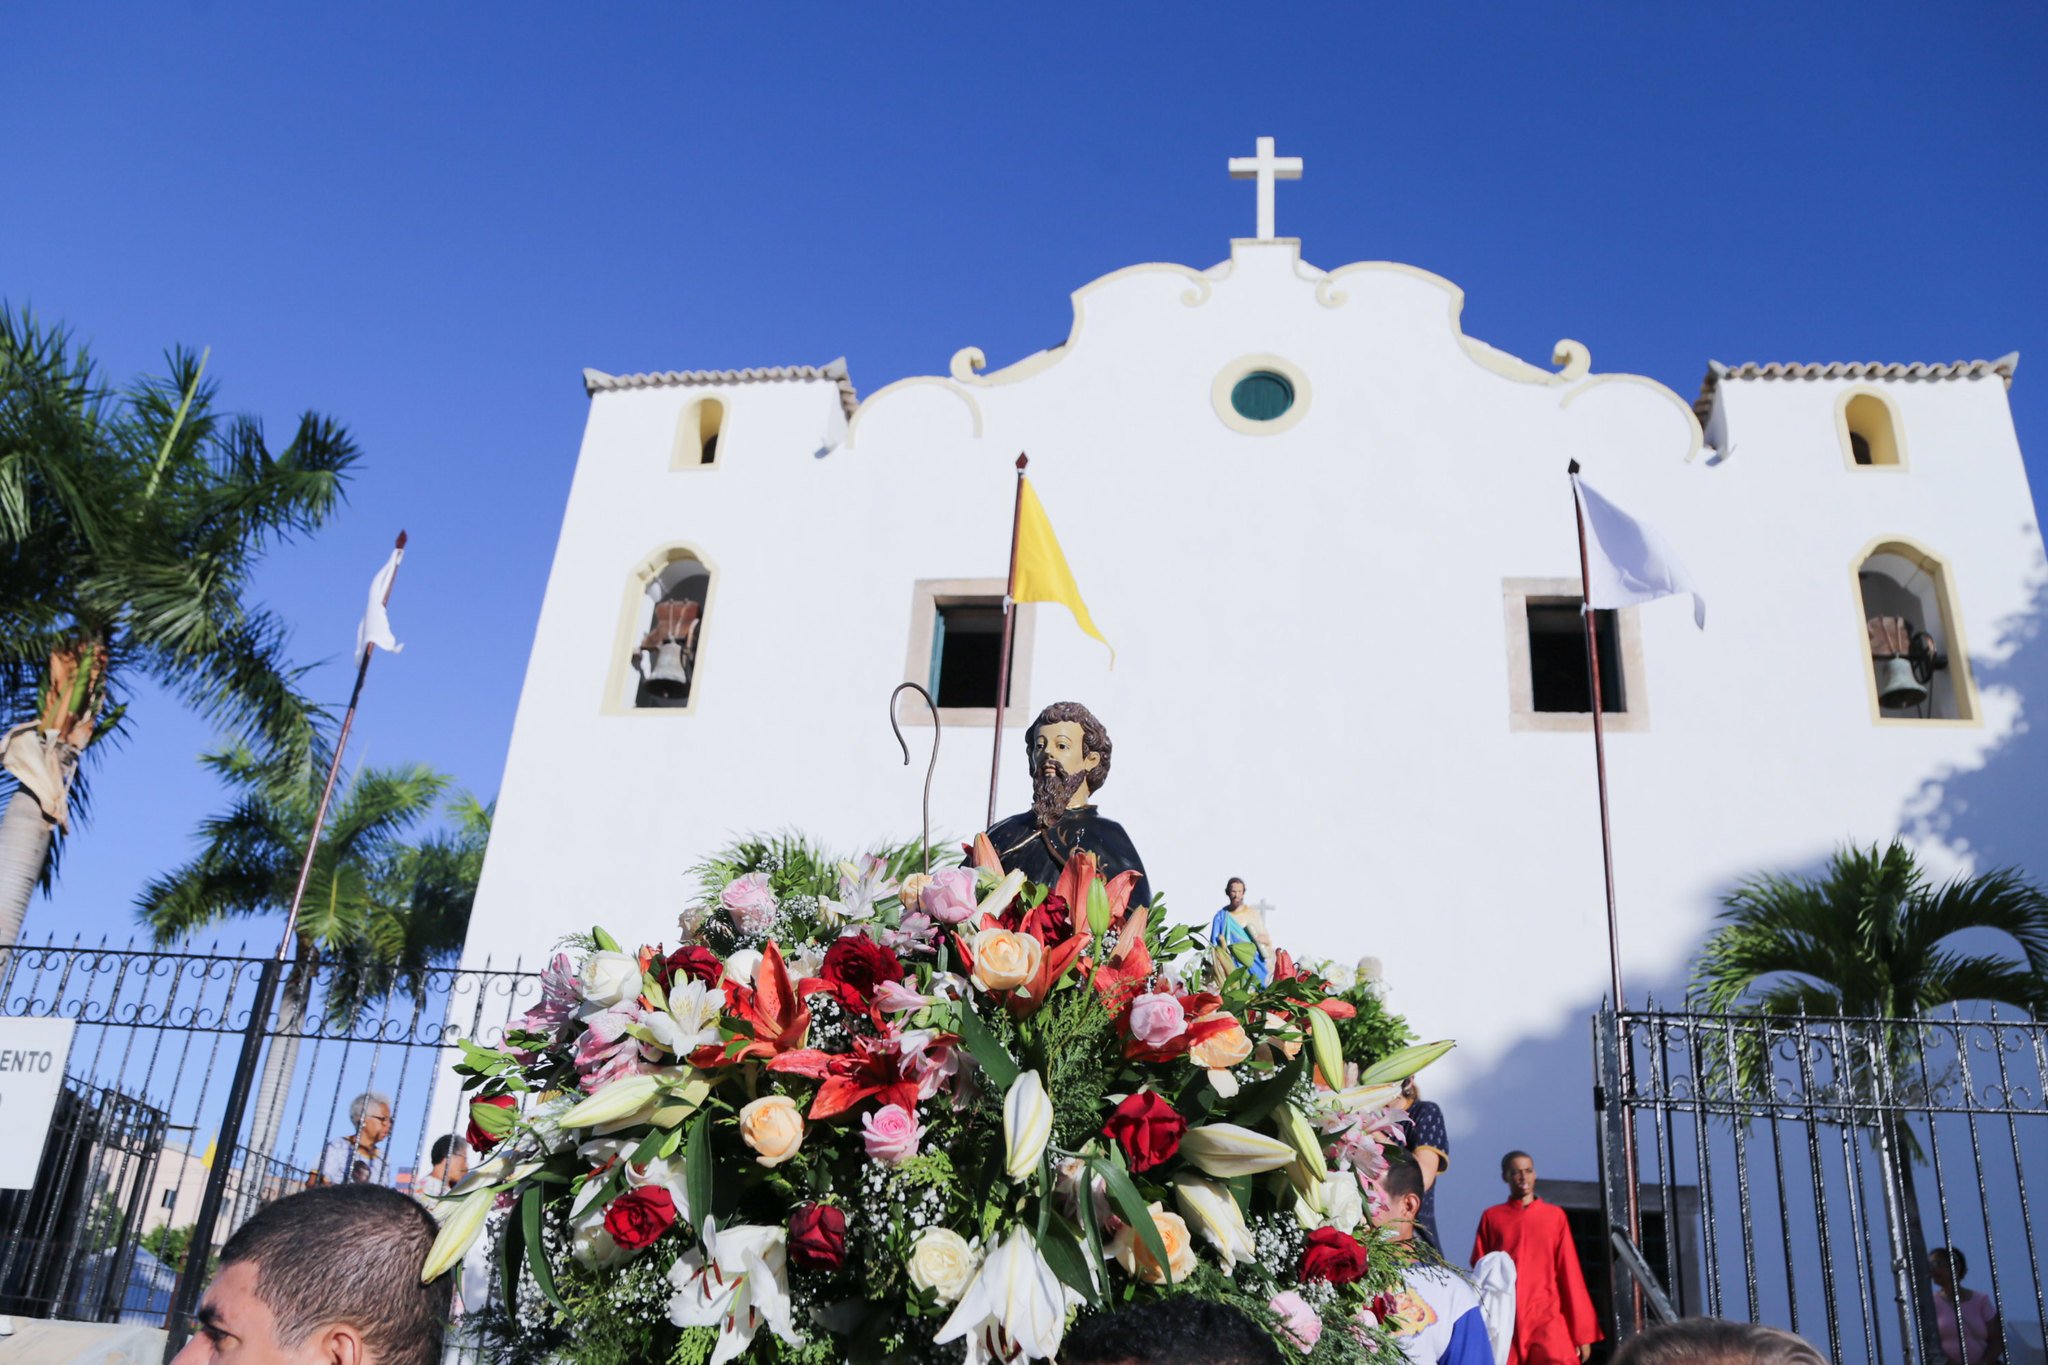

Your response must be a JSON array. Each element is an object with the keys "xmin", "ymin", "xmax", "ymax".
[
  {"xmin": 1382, "ymin": 1150, "xmax": 1425, "ymax": 1204},
  {"xmin": 429, "ymin": 1133, "xmax": 468, "ymax": 1165},
  {"xmin": 1612, "ymin": 1318, "xmax": 1827, "ymax": 1365},
  {"xmin": 1931, "ymin": 1245, "xmax": 1967, "ymax": 1277},
  {"xmin": 1062, "ymin": 1298, "xmax": 1283, "ymax": 1365},
  {"xmin": 1225, "ymin": 877, "xmax": 1245, "ymax": 893},
  {"xmin": 218, "ymin": 1184, "xmax": 448, "ymax": 1364},
  {"xmin": 1501, "ymin": 1149, "xmax": 1532, "ymax": 1173}
]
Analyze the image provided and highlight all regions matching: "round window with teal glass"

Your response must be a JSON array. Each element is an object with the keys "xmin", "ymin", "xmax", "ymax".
[{"xmin": 1230, "ymin": 371, "xmax": 1295, "ymax": 422}]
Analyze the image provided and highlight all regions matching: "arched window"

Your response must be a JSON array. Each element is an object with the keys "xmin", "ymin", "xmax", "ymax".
[
  {"xmin": 619, "ymin": 549, "xmax": 712, "ymax": 710},
  {"xmin": 1855, "ymin": 540, "xmax": 1972, "ymax": 721},
  {"xmin": 673, "ymin": 398, "xmax": 725, "ymax": 469},
  {"xmin": 1840, "ymin": 391, "xmax": 1903, "ymax": 468}
]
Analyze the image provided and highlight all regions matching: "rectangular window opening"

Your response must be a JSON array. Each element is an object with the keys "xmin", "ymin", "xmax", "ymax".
[
  {"xmin": 1527, "ymin": 600, "xmax": 1624, "ymax": 713},
  {"xmin": 930, "ymin": 601, "xmax": 1013, "ymax": 709}
]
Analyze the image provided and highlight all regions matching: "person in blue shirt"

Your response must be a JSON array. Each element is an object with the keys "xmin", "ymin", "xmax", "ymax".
[
  {"xmin": 1208, "ymin": 877, "xmax": 1273, "ymax": 985},
  {"xmin": 1373, "ymin": 1153, "xmax": 1495, "ymax": 1365}
]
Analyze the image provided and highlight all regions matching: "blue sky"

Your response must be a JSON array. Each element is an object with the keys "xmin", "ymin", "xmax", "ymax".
[{"xmin": 8, "ymin": 3, "xmax": 2047, "ymax": 949}]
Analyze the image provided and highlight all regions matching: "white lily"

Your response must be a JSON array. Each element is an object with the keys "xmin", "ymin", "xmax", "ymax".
[
  {"xmin": 1172, "ymin": 1176, "xmax": 1258, "ymax": 1269},
  {"xmin": 641, "ymin": 979, "xmax": 724, "ymax": 1058},
  {"xmin": 667, "ymin": 1220, "xmax": 799, "ymax": 1365},
  {"xmin": 934, "ymin": 1227, "xmax": 1068, "ymax": 1364},
  {"xmin": 1177, "ymin": 1123, "xmax": 1297, "ymax": 1177},
  {"xmin": 419, "ymin": 1183, "xmax": 496, "ymax": 1281},
  {"xmin": 1002, "ymin": 1071, "xmax": 1052, "ymax": 1181},
  {"xmin": 560, "ymin": 1073, "xmax": 662, "ymax": 1129},
  {"xmin": 977, "ymin": 868, "xmax": 1027, "ymax": 919}
]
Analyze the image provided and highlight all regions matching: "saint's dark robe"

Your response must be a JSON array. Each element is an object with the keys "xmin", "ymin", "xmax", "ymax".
[{"xmin": 984, "ymin": 806, "xmax": 1152, "ymax": 910}]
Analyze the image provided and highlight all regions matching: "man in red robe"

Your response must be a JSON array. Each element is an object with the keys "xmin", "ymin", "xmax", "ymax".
[{"xmin": 1471, "ymin": 1150, "xmax": 1602, "ymax": 1364}]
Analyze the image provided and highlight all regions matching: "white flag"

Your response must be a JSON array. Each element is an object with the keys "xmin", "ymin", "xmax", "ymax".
[
  {"xmin": 1573, "ymin": 475, "xmax": 1705, "ymax": 628},
  {"xmin": 355, "ymin": 547, "xmax": 406, "ymax": 663}
]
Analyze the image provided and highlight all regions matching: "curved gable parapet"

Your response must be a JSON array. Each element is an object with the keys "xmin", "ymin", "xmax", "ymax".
[{"xmin": 846, "ymin": 240, "xmax": 1701, "ymax": 463}]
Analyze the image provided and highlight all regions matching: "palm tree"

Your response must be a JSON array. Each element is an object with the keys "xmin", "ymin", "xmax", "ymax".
[
  {"xmin": 0, "ymin": 308, "xmax": 355, "ymax": 944},
  {"xmin": 137, "ymin": 743, "xmax": 487, "ymax": 1166},
  {"xmin": 1690, "ymin": 841, "xmax": 2048, "ymax": 1359}
]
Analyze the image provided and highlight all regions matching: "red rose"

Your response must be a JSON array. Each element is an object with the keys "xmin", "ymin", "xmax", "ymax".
[
  {"xmin": 465, "ymin": 1094, "xmax": 518, "ymax": 1152},
  {"xmin": 603, "ymin": 1186, "xmax": 677, "ymax": 1251},
  {"xmin": 818, "ymin": 933, "xmax": 905, "ymax": 1011},
  {"xmin": 788, "ymin": 1203, "xmax": 846, "ymax": 1272},
  {"xmin": 662, "ymin": 946, "xmax": 725, "ymax": 987},
  {"xmin": 1300, "ymin": 1226, "xmax": 1368, "ymax": 1285},
  {"xmin": 1100, "ymin": 1091, "xmax": 1186, "ymax": 1173}
]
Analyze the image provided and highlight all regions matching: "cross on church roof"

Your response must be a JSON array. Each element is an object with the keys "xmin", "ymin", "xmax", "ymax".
[{"xmin": 1228, "ymin": 136, "xmax": 1303, "ymax": 241}]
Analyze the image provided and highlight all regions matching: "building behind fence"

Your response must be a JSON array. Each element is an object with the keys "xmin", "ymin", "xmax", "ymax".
[
  {"xmin": 0, "ymin": 941, "xmax": 541, "ymax": 1339},
  {"xmin": 1596, "ymin": 1006, "xmax": 2048, "ymax": 1365}
]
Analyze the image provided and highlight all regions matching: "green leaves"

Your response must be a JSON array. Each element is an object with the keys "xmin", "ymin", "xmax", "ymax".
[
  {"xmin": 520, "ymin": 1184, "xmax": 566, "ymax": 1311},
  {"xmin": 685, "ymin": 1110, "xmax": 714, "ymax": 1229},
  {"xmin": 952, "ymin": 996, "xmax": 1021, "ymax": 1091}
]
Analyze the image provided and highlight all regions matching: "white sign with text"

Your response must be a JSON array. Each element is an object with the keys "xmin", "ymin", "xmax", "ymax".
[{"xmin": 0, "ymin": 1018, "xmax": 76, "ymax": 1189}]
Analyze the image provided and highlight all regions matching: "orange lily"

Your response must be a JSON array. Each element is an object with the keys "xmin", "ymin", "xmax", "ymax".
[{"xmin": 691, "ymin": 941, "xmax": 811, "ymax": 1067}]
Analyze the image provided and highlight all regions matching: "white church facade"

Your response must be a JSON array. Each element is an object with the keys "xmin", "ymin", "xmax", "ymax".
[{"xmin": 459, "ymin": 141, "xmax": 2042, "ymax": 1252}]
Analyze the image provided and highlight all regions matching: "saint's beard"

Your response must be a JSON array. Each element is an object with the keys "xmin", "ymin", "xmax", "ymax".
[{"xmin": 1030, "ymin": 761, "xmax": 1089, "ymax": 830}]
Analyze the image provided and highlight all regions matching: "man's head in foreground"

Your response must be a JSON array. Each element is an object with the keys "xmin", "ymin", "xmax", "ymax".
[
  {"xmin": 173, "ymin": 1183, "xmax": 449, "ymax": 1364},
  {"xmin": 1372, "ymin": 1151, "xmax": 1425, "ymax": 1242},
  {"xmin": 1612, "ymin": 1318, "xmax": 1827, "ymax": 1365},
  {"xmin": 1061, "ymin": 1297, "xmax": 1283, "ymax": 1365}
]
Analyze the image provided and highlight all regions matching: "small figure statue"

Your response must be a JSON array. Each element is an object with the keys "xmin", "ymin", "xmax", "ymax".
[
  {"xmin": 1209, "ymin": 876, "xmax": 1275, "ymax": 985},
  {"xmin": 985, "ymin": 702, "xmax": 1151, "ymax": 908}
]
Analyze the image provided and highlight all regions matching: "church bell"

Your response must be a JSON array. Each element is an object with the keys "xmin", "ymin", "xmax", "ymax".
[
  {"xmin": 1874, "ymin": 656, "xmax": 1928, "ymax": 710},
  {"xmin": 641, "ymin": 642, "xmax": 691, "ymax": 695}
]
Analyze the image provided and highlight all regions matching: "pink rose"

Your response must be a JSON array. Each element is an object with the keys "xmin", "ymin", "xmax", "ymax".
[
  {"xmin": 1270, "ymin": 1291, "xmax": 1322, "ymax": 1352},
  {"xmin": 1126, "ymin": 991, "xmax": 1188, "ymax": 1049},
  {"xmin": 919, "ymin": 868, "xmax": 980, "ymax": 925},
  {"xmin": 721, "ymin": 873, "xmax": 778, "ymax": 934},
  {"xmin": 860, "ymin": 1103, "xmax": 927, "ymax": 1164},
  {"xmin": 873, "ymin": 980, "xmax": 928, "ymax": 1014}
]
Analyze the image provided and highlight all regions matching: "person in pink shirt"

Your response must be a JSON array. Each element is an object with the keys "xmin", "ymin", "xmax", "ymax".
[{"xmin": 1930, "ymin": 1247, "xmax": 2003, "ymax": 1364}]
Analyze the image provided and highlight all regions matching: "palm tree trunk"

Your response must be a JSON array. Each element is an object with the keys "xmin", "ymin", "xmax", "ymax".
[
  {"xmin": 0, "ymin": 786, "xmax": 55, "ymax": 947},
  {"xmin": 1892, "ymin": 1123, "xmax": 1947, "ymax": 1365},
  {"xmin": 247, "ymin": 966, "xmax": 312, "ymax": 1168}
]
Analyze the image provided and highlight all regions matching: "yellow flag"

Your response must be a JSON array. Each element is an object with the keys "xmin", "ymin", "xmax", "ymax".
[
  {"xmin": 200, "ymin": 1133, "xmax": 218, "ymax": 1167},
  {"xmin": 1013, "ymin": 478, "xmax": 1114, "ymax": 664}
]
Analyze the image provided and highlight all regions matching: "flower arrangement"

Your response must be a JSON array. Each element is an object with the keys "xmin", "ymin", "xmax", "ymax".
[{"xmin": 425, "ymin": 835, "xmax": 1452, "ymax": 1365}]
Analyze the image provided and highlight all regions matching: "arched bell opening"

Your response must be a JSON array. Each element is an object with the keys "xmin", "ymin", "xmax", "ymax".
[
  {"xmin": 1855, "ymin": 541, "xmax": 1972, "ymax": 721},
  {"xmin": 626, "ymin": 551, "xmax": 712, "ymax": 710},
  {"xmin": 1840, "ymin": 390, "xmax": 1904, "ymax": 469}
]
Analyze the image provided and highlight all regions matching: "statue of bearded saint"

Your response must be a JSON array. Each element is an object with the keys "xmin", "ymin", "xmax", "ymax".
[{"xmin": 984, "ymin": 701, "xmax": 1152, "ymax": 910}]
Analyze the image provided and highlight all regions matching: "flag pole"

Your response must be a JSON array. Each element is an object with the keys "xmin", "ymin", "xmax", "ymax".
[
  {"xmin": 1570, "ymin": 462, "xmax": 1644, "ymax": 1309},
  {"xmin": 165, "ymin": 530, "xmax": 408, "ymax": 1359},
  {"xmin": 987, "ymin": 455, "xmax": 1028, "ymax": 828}
]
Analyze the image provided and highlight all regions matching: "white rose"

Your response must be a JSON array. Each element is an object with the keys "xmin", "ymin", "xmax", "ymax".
[
  {"xmin": 723, "ymin": 948, "xmax": 764, "ymax": 988},
  {"xmin": 908, "ymin": 1228, "xmax": 979, "ymax": 1304},
  {"xmin": 580, "ymin": 950, "xmax": 642, "ymax": 1008},
  {"xmin": 570, "ymin": 1209, "xmax": 630, "ymax": 1269},
  {"xmin": 1319, "ymin": 1174, "xmax": 1364, "ymax": 1233}
]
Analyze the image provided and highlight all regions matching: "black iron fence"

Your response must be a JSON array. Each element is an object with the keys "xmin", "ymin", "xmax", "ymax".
[
  {"xmin": 1595, "ymin": 1005, "xmax": 2048, "ymax": 1365},
  {"xmin": 0, "ymin": 940, "xmax": 542, "ymax": 1340}
]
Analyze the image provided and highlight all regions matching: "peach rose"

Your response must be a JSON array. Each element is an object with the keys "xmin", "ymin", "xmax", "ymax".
[
  {"xmin": 1189, "ymin": 1016, "xmax": 1254, "ymax": 1069},
  {"xmin": 898, "ymin": 873, "xmax": 935, "ymax": 912},
  {"xmin": 1113, "ymin": 1202, "xmax": 1199, "ymax": 1285},
  {"xmin": 738, "ymin": 1094, "xmax": 805, "ymax": 1167},
  {"xmin": 969, "ymin": 929, "xmax": 1043, "ymax": 993}
]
